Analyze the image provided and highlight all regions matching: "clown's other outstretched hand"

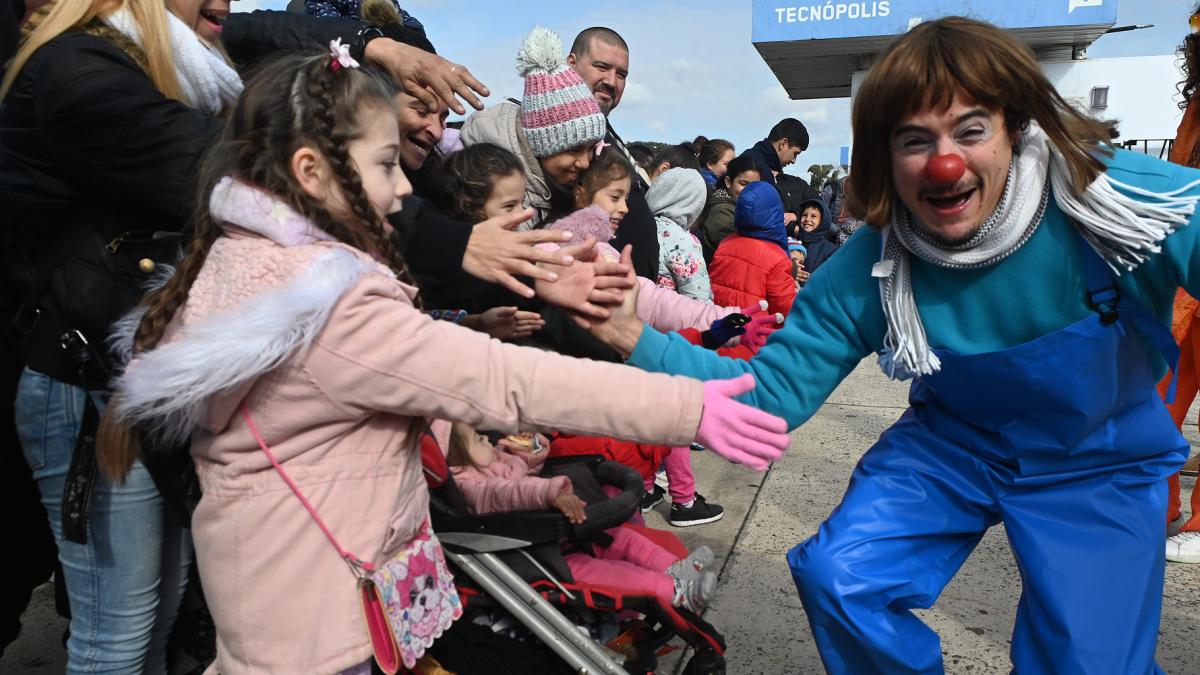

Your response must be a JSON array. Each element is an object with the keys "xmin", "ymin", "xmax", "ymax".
[{"xmin": 695, "ymin": 374, "xmax": 788, "ymax": 471}]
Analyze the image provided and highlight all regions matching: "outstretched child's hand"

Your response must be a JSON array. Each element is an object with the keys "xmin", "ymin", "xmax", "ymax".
[
  {"xmin": 478, "ymin": 306, "xmax": 545, "ymax": 340},
  {"xmin": 695, "ymin": 374, "xmax": 789, "ymax": 471},
  {"xmin": 742, "ymin": 312, "xmax": 784, "ymax": 353},
  {"xmin": 553, "ymin": 492, "xmax": 588, "ymax": 524}
]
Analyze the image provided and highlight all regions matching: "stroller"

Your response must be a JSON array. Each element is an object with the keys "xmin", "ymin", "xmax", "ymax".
[{"xmin": 420, "ymin": 436, "xmax": 727, "ymax": 675}]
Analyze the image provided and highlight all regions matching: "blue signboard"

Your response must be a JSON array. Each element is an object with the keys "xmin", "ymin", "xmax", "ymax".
[{"xmin": 752, "ymin": 0, "xmax": 1118, "ymax": 43}]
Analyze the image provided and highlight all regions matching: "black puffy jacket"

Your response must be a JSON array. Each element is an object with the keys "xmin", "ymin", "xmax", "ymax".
[{"xmin": 0, "ymin": 28, "xmax": 223, "ymax": 380}]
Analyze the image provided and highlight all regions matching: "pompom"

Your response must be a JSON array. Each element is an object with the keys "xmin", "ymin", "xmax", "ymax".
[
  {"xmin": 360, "ymin": 0, "xmax": 402, "ymax": 28},
  {"xmin": 515, "ymin": 26, "xmax": 565, "ymax": 77}
]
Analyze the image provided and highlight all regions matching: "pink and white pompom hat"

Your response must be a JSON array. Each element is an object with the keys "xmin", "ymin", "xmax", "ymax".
[{"xmin": 515, "ymin": 26, "xmax": 607, "ymax": 158}]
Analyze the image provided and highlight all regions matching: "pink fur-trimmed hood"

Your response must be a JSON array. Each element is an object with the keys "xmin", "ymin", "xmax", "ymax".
[{"xmin": 109, "ymin": 178, "xmax": 390, "ymax": 444}]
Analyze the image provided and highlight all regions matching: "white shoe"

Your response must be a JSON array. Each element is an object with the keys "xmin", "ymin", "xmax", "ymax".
[
  {"xmin": 654, "ymin": 469, "xmax": 669, "ymax": 489},
  {"xmin": 1165, "ymin": 530, "xmax": 1200, "ymax": 564}
]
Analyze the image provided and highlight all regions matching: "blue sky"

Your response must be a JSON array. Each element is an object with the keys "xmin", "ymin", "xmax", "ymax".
[{"xmin": 237, "ymin": 0, "xmax": 1192, "ymax": 181}]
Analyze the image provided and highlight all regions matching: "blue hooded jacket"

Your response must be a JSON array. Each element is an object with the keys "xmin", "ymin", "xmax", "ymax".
[
  {"xmin": 793, "ymin": 197, "xmax": 837, "ymax": 272},
  {"xmin": 733, "ymin": 182, "xmax": 789, "ymax": 253}
]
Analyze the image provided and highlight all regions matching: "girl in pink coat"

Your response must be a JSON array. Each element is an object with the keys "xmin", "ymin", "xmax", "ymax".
[
  {"xmin": 92, "ymin": 49, "xmax": 786, "ymax": 675},
  {"xmin": 447, "ymin": 424, "xmax": 718, "ymax": 611}
]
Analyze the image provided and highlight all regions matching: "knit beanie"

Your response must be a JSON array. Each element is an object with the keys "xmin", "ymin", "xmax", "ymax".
[
  {"xmin": 787, "ymin": 238, "xmax": 807, "ymax": 255},
  {"xmin": 515, "ymin": 27, "xmax": 607, "ymax": 158}
]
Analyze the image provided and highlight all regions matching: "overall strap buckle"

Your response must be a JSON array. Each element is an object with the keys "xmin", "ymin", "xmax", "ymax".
[{"xmin": 1086, "ymin": 284, "xmax": 1121, "ymax": 326}]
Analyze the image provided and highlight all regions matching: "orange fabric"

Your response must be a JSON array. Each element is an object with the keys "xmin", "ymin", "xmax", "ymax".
[
  {"xmin": 1156, "ymin": 309, "xmax": 1200, "ymax": 531},
  {"xmin": 1157, "ymin": 96, "xmax": 1200, "ymax": 531},
  {"xmin": 1170, "ymin": 96, "xmax": 1200, "ymax": 168}
]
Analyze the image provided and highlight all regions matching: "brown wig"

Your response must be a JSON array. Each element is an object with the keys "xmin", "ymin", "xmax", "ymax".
[
  {"xmin": 96, "ymin": 51, "xmax": 420, "ymax": 480},
  {"xmin": 573, "ymin": 147, "xmax": 634, "ymax": 209},
  {"xmin": 846, "ymin": 16, "xmax": 1114, "ymax": 228},
  {"xmin": 439, "ymin": 143, "xmax": 525, "ymax": 222}
]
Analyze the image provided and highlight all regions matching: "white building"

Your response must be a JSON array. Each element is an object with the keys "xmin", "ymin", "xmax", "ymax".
[{"xmin": 753, "ymin": 0, "xmax": 1183, "ymax": 162}]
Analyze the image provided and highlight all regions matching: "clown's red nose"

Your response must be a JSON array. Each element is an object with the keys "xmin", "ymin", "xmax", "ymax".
[{"xmin": 924, "ymin": 154, "xmax": 966, "ymax": 185}]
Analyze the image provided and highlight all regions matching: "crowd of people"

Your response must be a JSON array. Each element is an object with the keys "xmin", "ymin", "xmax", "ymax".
[{"xmin": 3, "ymin": 0, "xmax": 1200, "ymax": 674}]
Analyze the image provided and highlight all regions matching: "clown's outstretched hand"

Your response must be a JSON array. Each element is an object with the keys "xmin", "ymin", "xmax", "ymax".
[{"xmin": 695, "ymin": 374, "xmax": 788, "ymax": 471}]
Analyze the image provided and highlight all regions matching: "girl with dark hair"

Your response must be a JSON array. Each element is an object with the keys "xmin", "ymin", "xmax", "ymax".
[
  {"xmin": 94, "ymin": 47, "xmax": 786, "ymax": 674},
  {"xmin": 439, "ymin": 142, "xmax": 527, "ymax": 222},
  {"xmin": 697, "ymin": 138, "xmax": 735, "ymax": 187}
]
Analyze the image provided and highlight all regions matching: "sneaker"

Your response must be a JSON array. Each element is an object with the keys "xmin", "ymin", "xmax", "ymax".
[
  {"xmin": 1166, "ymin": 530, "xmax": 1200, "ymax": 563},
  {"xmin": 689, "ymin": 443, "xmax": 707, "ymax": 452},
  {"xmin": 669, "ymin": 493, "xmax": 725, "ymax": 527},
  {"xmin": 640, "ymin": 485, "xmax": 665, "ymax": 512},
  {"xmin": 672, "ymin": 570, "xmax": 717, "ymax": 612},
  {"xmin": 654, "ymin": 469, "xmax": 669, "ymax": 489},
  {"xmin": 666, "ymin": 546, "xmax": 714, "ymax": 585}
]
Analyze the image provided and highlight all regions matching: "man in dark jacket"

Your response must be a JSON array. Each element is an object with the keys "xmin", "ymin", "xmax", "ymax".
[
  {"xmin": 568, "ymin": 27, "xmax": 660, "ymax": 281},
  {"xmin": 739, "ymin": 117, "xmax": 809, "ymax": 189},
  {"xmin": 739, "ymin": 117, "xmax": 818, "ymax": 227}
]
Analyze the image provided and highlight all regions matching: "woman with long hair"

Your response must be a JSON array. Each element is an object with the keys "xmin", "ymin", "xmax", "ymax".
[{"xmin": 1, "ymin": 0, "xmax": 237, "ymax": 669}]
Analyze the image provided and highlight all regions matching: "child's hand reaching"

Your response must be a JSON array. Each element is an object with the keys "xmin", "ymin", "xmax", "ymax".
[
  {"xmin": 553, "ymin": 491, "xmax": 588, "ymax": 524},
  {"xmin": 478, "ymin": 306, "xmax": 546, "ymax": 340}
]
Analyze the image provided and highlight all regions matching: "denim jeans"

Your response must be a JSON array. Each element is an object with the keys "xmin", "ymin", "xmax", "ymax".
[{"xmin": 14, "ymin": 368, "xmax": 191, "ymax": 674}]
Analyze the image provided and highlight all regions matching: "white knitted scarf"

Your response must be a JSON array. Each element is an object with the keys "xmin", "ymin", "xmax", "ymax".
[
  {"xmin": 876, "ymin": 124, "xmax": 1200, "ymax": 380},
  {"xmin": 104, "ymin": 6, "xmax": 242, "ymax": 115}
]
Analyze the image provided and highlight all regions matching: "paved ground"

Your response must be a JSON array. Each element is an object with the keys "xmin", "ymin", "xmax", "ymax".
[
  {"xmin": 650, "ymin": 362, "xmax": 1200, "ymax": 674},
  {"xmin": 4, "ymin": 361, "xmax": 1199, "ymax": 674}
]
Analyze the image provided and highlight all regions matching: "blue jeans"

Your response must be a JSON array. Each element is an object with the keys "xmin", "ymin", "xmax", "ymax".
[{"xmin": 14, "ymin": 368, "xmax": 191, "ymax": 674}]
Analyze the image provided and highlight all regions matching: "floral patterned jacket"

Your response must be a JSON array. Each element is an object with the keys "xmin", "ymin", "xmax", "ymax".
[{"xmin": 656, "ymin": 215, "xmax": 713, "ymax": 302}]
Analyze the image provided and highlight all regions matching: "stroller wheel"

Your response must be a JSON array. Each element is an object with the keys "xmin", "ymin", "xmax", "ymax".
[{"xmin": 682, "ymin": 646, "xmax": 726, "ymax": 675}]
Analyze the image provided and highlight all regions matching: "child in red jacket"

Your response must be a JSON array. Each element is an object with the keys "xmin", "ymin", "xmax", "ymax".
[{"xmin": 708, "ymin": 182, "xmax": 798, "ymax": 316}]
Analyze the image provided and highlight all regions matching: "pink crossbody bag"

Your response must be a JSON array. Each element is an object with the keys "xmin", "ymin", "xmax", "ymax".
[{"xmin": 240, "ymin": 406, "xmax": 461, "ymax": 673}]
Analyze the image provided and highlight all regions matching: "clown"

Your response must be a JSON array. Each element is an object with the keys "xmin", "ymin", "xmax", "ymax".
[{"xmin": 584, "ymin": 16, "xmax": 1200, "ymax": 674}]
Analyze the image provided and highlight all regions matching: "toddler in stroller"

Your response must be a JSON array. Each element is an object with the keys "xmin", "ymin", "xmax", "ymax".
[
  {"xmin": 425, "ymin": 424, "xmax": 729, "ymax": 674},
  {"xmin": 446, "ymin": 424, "xmax": 718, "ymax": 612}
]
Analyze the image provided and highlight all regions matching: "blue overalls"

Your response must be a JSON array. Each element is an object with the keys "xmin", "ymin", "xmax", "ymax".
[{"xmin": 787, "ymin": 235, "xmax": 1188, "ymax": 674}]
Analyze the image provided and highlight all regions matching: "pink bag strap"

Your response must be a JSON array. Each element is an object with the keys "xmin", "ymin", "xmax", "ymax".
[{"xmin": 239, "ymin": 405, "xmax": 376, "ymax": 575}]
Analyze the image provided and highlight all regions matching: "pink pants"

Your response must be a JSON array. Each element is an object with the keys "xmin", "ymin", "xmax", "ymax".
[
  {"xmin": 564, "ymin": 526, "xmax": 680, "ymax": 606},
  {"xmin": 643, "ymin": 446, "xmax": 696, "ymax": 504}
]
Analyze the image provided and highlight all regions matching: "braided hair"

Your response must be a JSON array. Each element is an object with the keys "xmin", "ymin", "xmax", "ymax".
[{"xmin": 98, "ymin": 50, "xmax": 422, "ymax": 479}]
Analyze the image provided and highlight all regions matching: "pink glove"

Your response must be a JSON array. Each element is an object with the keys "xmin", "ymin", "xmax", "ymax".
[
  {"xmin": 694, "ymin": 374, "xmax": 789, "ymax": 471},
  {"xmin": 739, "ymin": 300, "xmax": 768, "ymax": 316},
  {"xmin": 742, "ymin": 312, "xmax": 784, "ymax": 353}
]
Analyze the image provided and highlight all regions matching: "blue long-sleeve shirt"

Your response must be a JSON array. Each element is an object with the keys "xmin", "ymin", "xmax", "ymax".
[{"xmin": 629, "ymin": 149, "xmax": 1200, "ymax": 430}]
